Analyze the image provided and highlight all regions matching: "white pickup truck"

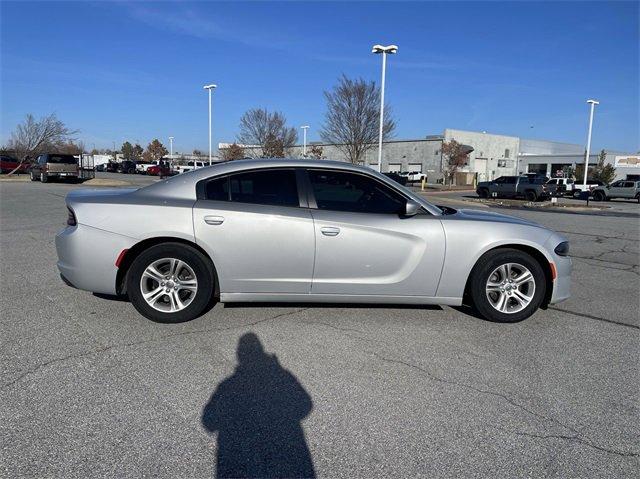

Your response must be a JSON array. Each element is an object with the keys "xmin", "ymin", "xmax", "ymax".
[
  {"xmin": 545, "ymin": 177, "xmax": 604, "ymax": 198},
  {"xmin": 174, "ymin": 161, "xmax": 206, "ymax": 175},
  {"xmin": 136, "ymin": 161, "xmax": 159, "ymax": 174}
]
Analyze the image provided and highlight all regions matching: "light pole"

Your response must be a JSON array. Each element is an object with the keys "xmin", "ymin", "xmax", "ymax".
[
  {"xmin": 203, "ymin": 84, "xmax": 217, "ymax": 165},
  {"xmin": 169, "ymin": 136, "xmax": 174, "ymax": 157},
  {"xmin": 300, "ymin": 126, "xmax": 309, "ymax": 157},
  {"xmin": 582, "ymin": 99, "xmax": 599, "ymax": 188},
  {"xmin": 372, "ymin": 44, "xmax": 398, "ymax": 173}
]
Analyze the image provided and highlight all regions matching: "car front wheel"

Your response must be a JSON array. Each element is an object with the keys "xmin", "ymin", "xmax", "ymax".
[
  {"xmin": 593, "ymin": 191, "xmax": 606, "ymax": 201},
  {"xmin": 468, "ymin": 248, "xmax": 546, "ymax": 323},
  {"xmin": 127, "ymin": 243, "xmax": 214, "ymax": 323}
]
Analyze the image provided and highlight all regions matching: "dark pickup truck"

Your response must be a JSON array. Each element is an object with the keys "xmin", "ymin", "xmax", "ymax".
[{"xmin": 477, "ymin": 175, "xmax": 549, "ymax": 202}]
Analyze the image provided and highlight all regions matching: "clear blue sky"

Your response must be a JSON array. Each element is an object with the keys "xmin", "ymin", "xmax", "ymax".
[{"xmin": 1, "ymin": 1, "xmax": 638, "ymax": 153}]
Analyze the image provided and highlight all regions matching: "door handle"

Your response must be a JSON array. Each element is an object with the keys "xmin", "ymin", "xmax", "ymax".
[
  {"xmin": 204, "ymin": 215, "xmax": 225, "ymax": 225},
  {"xmin": 321, "ymin": 226, "xmax": 340, "ymax": 236}
]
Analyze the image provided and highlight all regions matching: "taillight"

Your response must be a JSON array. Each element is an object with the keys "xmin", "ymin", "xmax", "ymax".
[{"xmin": 66, "ymin": 207, "xmax": 77, "ymax": 226}]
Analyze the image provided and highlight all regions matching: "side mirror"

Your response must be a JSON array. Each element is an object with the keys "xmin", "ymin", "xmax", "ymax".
[{"xmin": 404, "ymin": 200, "xmax": 421, "ymax": 217}]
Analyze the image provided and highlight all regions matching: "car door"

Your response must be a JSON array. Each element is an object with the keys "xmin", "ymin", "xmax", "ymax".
[
  {"xmin": 305, "ymin": 168, "xmax": 446, "ymax": 297},
  {"xmin": 620, "ymin": 181, "xmax": 636, "ymax": 198},
  {"xmin": 608, "ymin": 180, "xmax": 624, "ymax": 197},
  {"xmin": 193, "ymin": 168, "xmax": 315, "ymax": 294}
]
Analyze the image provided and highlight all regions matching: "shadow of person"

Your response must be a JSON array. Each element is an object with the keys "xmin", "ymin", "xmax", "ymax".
[{"xmin": 201, "ymin": 333, "xmax": 315, "ymax": 479}]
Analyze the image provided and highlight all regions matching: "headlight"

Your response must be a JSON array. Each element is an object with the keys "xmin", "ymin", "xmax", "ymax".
[{"xmin": 554, "ymin": 241, "xmax": 570, "ymax": 256}]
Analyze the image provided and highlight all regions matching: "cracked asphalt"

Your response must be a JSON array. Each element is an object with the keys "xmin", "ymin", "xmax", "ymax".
[{"xmin": 1, "ymin": 180, "xmax": 638, "ymax": 478}]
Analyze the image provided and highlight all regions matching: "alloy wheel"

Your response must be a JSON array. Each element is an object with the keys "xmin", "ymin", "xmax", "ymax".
[
  {"xmin": 485, "ymin": 262, "xmax": 536, "ymax": 314},
  {"xmin": 139, "ymin": 257, "xmax": 198, "ymax": 313}
]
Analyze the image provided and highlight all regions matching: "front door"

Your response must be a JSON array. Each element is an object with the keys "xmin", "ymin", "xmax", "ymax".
[
  {"xmin": 305, "ymin": 169, "xmax": 446, "ymax": 297},
  {"xmin": 193, "ymin": 168, "xmax": 315, "ymax": 293}
]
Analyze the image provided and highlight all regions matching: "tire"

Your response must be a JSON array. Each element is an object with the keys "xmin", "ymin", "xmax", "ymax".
[
  {"xmin": 636, "ymin": 193, "xmax": 640, "ymax": 204},
  {"xmin": 525, "ymin": 190, "xmax": 537, "ymax": 202},
  {"xmin": 468, "ymin": 248, "xmax": 546, "ymax": 323},
  {"xmin": 40, "ymin": 173, "xmax": 48, "ymax": 183},
  {"xmin": 572, "ymin": 190, "xmax": 581, "ymax": 199},
  {"xmin": 30, "ymin": 171, "xmax": 38, "ymax": 181},
  {"xmin": 127, "ymin": 243, "xmax": 214, "ymax": 323},
  {"xmin": 593, "ymin": 191, "xmax": 606, "ymax": 202},
  {"xmin": 478, "ymin": 188, "xmax": 489, "ymax": 199},
  {"xmin": 128, "ymin": 168, "xmax": 136, "ymax": 174}
]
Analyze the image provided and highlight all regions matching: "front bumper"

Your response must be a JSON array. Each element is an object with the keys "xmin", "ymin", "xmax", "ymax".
[{"xmin": 55, "ymin": 224, "xmax": 135, "ymax": 295}]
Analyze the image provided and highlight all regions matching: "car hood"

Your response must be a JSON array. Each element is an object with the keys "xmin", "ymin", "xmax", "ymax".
[{"xmin": 451, "ymin": 208, "xmax": 543, "ymax": 227}]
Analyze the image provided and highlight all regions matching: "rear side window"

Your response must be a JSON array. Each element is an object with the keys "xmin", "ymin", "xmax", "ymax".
[
  {"xmin": 204, "ymin": 169, "xmax": 299, "ymax": 207},
  {"xmin": 308, "ymin": 170, "xmax": 405, "ymax": 214},
  {"xmin": 505, "ymin": 177, "xmax": 517, "ymax": 184}
]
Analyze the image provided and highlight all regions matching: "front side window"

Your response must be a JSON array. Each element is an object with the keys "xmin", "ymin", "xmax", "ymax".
[
  {"xmin": 308, "ymin": 170, "xmax": 405, "ymax": 214},
  {"xmin": 611, "ymin": 181, "xmax": 623, "ymax": 187},
  {"xmin": 204, "ymin": 169, "xmax": 299, "ymax": 207}
]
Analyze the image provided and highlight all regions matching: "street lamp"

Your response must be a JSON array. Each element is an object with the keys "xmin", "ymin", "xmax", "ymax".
[
  {"xmin": 203, "ymin": 84, "xmax": 217, "ymax": 165},
  {"xmin": 169, "ymin": 136, "xmax": 174, "ymax": 157},
  {"xmin": 300, "ymin": 126, "xmax": 309, "ymax": 157},
  {"xmin": 582, "ymin": 99, "xmax": 599, "ymax": 188},
  {"xmin": 372, "ymin": 44, "xmax": 398, "ymax": 173}
]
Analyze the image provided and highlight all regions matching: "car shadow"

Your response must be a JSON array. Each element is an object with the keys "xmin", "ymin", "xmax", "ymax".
[
  {"xmin": 92, "ymin": 292, "xmax": 129, "ymax": 302},
  {"xmin": 201, "ymin": 333, "xmax": 315, "ymax": 478}
]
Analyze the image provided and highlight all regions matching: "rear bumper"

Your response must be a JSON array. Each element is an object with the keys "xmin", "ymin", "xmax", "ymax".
[{"xmin": 55, "ymin": 224, "xmax": 135, "ymax": 295}]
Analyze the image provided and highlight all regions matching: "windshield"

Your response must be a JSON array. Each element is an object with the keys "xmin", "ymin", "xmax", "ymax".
[{"xmin": 48, "ymin": 155, "xmax": 77, "ymax": 164}]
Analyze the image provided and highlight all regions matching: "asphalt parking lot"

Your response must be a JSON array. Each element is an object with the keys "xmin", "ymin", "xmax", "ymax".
[{"xmin": 1, "ymin": 178, "xmax": 638, "ymax": 478}]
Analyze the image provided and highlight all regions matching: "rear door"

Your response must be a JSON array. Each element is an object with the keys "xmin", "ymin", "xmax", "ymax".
[
  {"xmin": 193, "ymin": 168, "xmax": 315, "ymax": 294},
  {"xmin": 620, "ymin": 181, "xmax": 636, "ymax": 198},
  {"xmin": 305, "ymin": 168, "xmax": 445, "ymax": 297}
]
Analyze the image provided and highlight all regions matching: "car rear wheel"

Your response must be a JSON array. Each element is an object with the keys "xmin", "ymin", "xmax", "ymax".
[
  {"xmin": 40, "ymin": 173, "xmax": 48, "ymax": 183},
  {"xmin": 30, "ymin": 171, "xmax": 38, "ymax": 181},
  {"xmin": 593, "ymin": 190, "xmax": 606, "ymax": 201},
  {"xmin": 525, "ymin": 190, "xmax": 537, "ymax": 202},
  {"xmin": 468, "ymin": 248, "xmax": 546, "ymax": 323},
  {"xmin": 127, "ymin": 243, "xmax": 214, "ymax": 323}
]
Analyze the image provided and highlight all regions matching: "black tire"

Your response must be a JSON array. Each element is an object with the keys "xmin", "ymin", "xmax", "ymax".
[
  {"xmin": 572, "ymin": 190, "xmax": 581, "ymax": 199},
  {"xmin": 593, "ymin": 191, "xmax": 606, "ymax": 202},
  {"xmin": 40, "ymin": 173, "xmax": 48, "ymax": 183},
  {"xmin": 468, "ymin": 248, "xmax": 546, "ymax": 323},
  {"xmin": 636, "ymin": 193, "xmax": 640, "ymax": 204},
  {"xmin": 127, "ymin": 243, "xmax": 214, "ymax": 323},
  {"xmin": 30, "ymin": 171, "xmax": 38, "ymax": 181},
  {"xmin": 478, "ymin": 188, "xmax": 489, "ymax": 199},
  {"xmin": 525, "ymin": 190, "xmax": 537, "ymax": 202}
]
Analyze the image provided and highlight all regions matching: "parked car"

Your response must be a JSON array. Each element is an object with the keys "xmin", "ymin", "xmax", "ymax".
[
  {"xmin": 135, "ymin": 161, "xmax": 153, "ymax": 174},
  {"xmin": 592, "ymin": 180, "xmax": 640, "ymax": 202},
  {"xmin": 545, "ymin": 177, "xmax": 574, "ymax": 197},
  {"xmin": 0, "ymin": 155, "xmax": 30, "ymax": 174},
  {"xmin": 30, "ymin": 153, "xmax": 78, "ymax": 183},
  {"xmin": 571, "ymin": 179, "xmax": 604, "ymax": 198},
  {"xmin": 399, "ymin": 171, "xmax": 427, "ymax": 183},
  {"xmin": 146, "ymin": 162, "xmax": 174, "ymax": 176},
  {"xmin": 383, "ymin": 172, "xmax": 408, "ymax": 186},
  {"xmin": 175, "ymin": 161, "xmax": 206, "ymax": 174},
  {"xmin": 56, "ymin": 159, "xmax": 571, "ymax": 324},
  {"xmin": 118, "ymin": 160, "xmax": 138, "ymax": 174},
  {"xmin": 477, "ymin": 175, "xmax": 550, "ymax": 201}
]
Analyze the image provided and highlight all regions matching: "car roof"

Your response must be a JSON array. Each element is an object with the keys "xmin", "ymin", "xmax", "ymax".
[{"xmin": 135, "ymin": 158, "xmax": 443, "ymax": 215}]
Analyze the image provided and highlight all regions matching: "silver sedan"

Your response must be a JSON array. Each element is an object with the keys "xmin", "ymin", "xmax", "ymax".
[{"xmin": 55, "ymin": 159, "xmax": 571, "ymax": 323}]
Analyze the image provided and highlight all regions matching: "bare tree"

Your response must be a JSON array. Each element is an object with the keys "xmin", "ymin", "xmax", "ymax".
[
  {"xmin": 308, "ymin": 144, "xmax": 324, "ymax": 160},
  {"xmin": 5, "ymin": 113, "xmax": 78, "ymax": 174},
  {"xmin": 221, "ymin": 143, "xmax": 246, "ymax": 161},
  {"xmin": 441, "ymin": 139, "xmax": 471, "ymax": 185},
  {"xmin": 320, "ymin": 75, "xmax": 395, "ymax": 164},
  {"xmin": 237, "ymin": 108, "xmax": 297, "ymax": 158}
]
